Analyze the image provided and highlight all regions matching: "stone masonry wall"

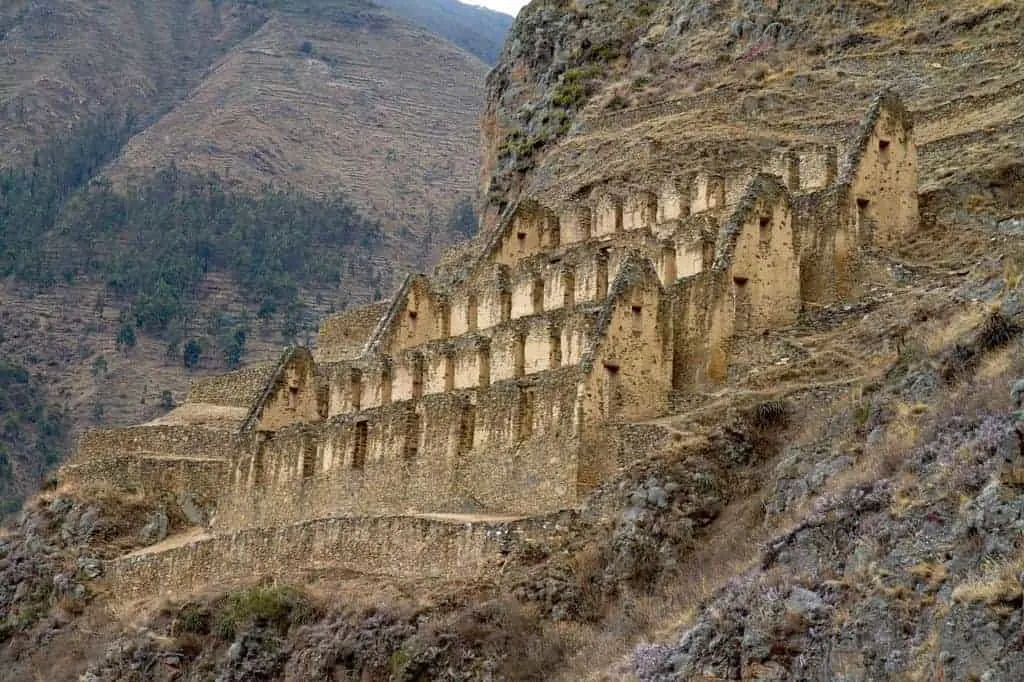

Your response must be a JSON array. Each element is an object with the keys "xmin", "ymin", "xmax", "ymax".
[
  {"xmin": 217, "ymin": 369, "xmax": 584, "ymax": 531},
  {"xmin": 315, "ymin": 301, "xmax": 391, "ymax": 362},
  {"xmin": 847, "ymin": 106, "xmax": 918, "ymax": 247},
  {"xmin": 793, "ymin": 185, "xmax": 855, "ymax": 304},
  {"xmin": 59, "ymin": 426, "xmax": 245, "ymax": 507},
  {"xmin": 110, "ymin": 513, "xmax": 580, "ymax": 602},
  {"xmin": 186, "ymin": 364, "xmax": 276, "ymax": 408}
]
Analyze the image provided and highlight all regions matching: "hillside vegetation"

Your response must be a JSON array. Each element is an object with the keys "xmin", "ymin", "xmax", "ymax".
[
  {"xmin": 0, "ymin": 0, "xmax": 503, "ymax": 496},
  {"xmin": 7, "ymin": 1, "xmax": 1024, "ymax": 680},
  {"xmin": 0, "ymin": 363, "xmax": 69, "ymax": 516}
]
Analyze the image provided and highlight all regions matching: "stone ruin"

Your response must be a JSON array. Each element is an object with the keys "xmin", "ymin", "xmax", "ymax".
[{"xmin": 57, "ymin": 91, "xmax": 919, "ymax": 600}]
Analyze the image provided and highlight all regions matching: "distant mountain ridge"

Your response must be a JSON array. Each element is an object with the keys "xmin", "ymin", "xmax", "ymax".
[
  {"xmin": 374, "ymin": 0, "xmax": 514, "ymax": 64},
  {"xmin": 0, "ymin": 0, "xmax": 511, "ymax": 510}
]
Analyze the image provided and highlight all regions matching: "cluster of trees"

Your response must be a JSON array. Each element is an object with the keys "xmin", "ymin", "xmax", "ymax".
[
  {"xmin": 56, "ymin": 165, "xmax": 386, "ymax": 339},
  {"xmin": 0, "ymin": 111, "xmax": 388, "ymax": 369},
  {"xmin": 0, "ymin": 363, "xmax": 70, "ymax": 516}
]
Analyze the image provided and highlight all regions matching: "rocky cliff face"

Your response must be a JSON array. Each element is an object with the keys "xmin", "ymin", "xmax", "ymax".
[
  {"xmin": 480, "ymin": 0, "xmax": 1022, "ymax": 229},
  {"xmin": 4, "ymin": 2, "xmax": 1024, "ymax": 679}
]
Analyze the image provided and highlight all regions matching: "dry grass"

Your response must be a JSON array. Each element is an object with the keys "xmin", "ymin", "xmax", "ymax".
[
  {"xmin": 951, "ymin": 552, "xmax": 1024, "ymax": 606},
  {"xmin": 554, "ymin": 493, "xmax": 769, "ymax": 682}
]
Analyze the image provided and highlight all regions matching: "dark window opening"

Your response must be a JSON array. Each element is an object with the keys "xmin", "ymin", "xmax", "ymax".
[
  {"xmin": 759, "ymin": 216, "xmax": 771, "ymax": 244},
  {"xmin": 404, "ymin": 412, "xmax": 421, "ymax": 460},
  {"xmin": 603, "ymin": 364, "xmax": 621, "ymax": 418},
  {"xmin": 467, "ymin": 295, "xmax": 478, "ymax": 332},
  {"xmin": 438, "ymin": 305, "xmax": 450, "ymax": 338},
  {"xmin": 380, "ymin": 368, "xmax": 392, "ymax": 406},
  {"xmin": 519, "ymin": 389, "xmax": 535, "ymax": 440},
  {"xmin": 550, "ymin": 331, "xmax": 562, "ymax": 368},
  {"xmin": 353, "ymin": 421, "xmax": 368, "ymax": 469},
  {"xmin": 563, "ymin": 270, "xmax": 576, "ymax": 307},
  {"xmin": 500, "ymin": 291, "xmax": 512, "ymax": 322},
  {"xmin": 411, "ymin": 358, "xmax": 424, "ymax": 400},
  {"xmin": 596, "ymin": 253, "xmax": 609, "ymax": 299},
  {"xmin": 532, "ymin": 277, "xmax": 544, "ymax": 314},
  {"xmin": 443, "ymin": 354, "xmax": 454, "ymax": 391},
  {"xmin": 514, "ymin": 334, "xmax": 526, "ymax": 377},
  {"xmin": 631, "ymin": 305, "xmax": 643, "ymax": 335},
  {"xmin": 459, "ymin": 405, "xmax": 476, "ymax": 454},
  {"xmin": 302, "ymin": 441, "xmax": 316, "ymax": 479},
  {"xmin": 288, "ymin": 386, "xmax": 299, "ymax": 410},
  {"xmin": 857, "ymin": 197, "xmax": 873, "ymax": 241},
  {"xmin": 478, "ymin": 347, "xmax": 491, "ymax": 387},
  {"xmin": 733, "ymin": 277, "xmax": 751, "ymax": 332},
  {"xmin": 349, "ymin": 373, "xmax": 362, "ymax": 411}
]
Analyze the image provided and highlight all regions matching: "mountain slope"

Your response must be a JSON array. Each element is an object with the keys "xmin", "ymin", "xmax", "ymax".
[
  {"xmin": 5, "ymin": 1, "xmax": 1024, "ymax": 679},
  {"xmin": 0, "ymin": 0, "xmax": 501, "ymax": 511},
  {"xmin": 374, "ymin": 0, "xmax": 514, "ymax": 65},
  {"xmin": 103, "ymin": 5, "xmax": 487, "ymax": 262},
  {"xmin": 0, "ymin": 0, "xmax": 265, "ymax": 164},
  {"xmin": 480, "ymin": 0, "xmax": 1023, "ymax": 232}
]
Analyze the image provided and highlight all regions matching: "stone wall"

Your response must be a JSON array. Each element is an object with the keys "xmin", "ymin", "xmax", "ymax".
[
  {"xmin": 110, "ymin": 513, "xmax": 579, "ymax": 601},
  {"xmin": 798, "ymin": 146, "xmax": 838, "ymax": 191},
  {"xmin": 793, "ymin": 185, "xmax": 856, "ymax": 304},
  {"xmin": 315, "ymin": 301, "xmax": 390, "ymax": 362},
  {"xmin": 846, "ymin": 98, "xmax": 919, "ymax": 247},
  {"xmin": 252, "ymin": 348, "xmax": 323, "ymax": 432},
  {"xmin": 59, "ymin": 426, "xmax": 245, "ymax": 506},
  {"xmin": 186, "ymin": 364, "xmax": 276, "ymax": 408},
  {"xmin": 70, "ymin": 426, "xmax": 245, "ymax": 464},
  {"xmin": 719, "ymin": 180, "xmax": 801, "ymax": 331},
  {"xmin": 581, "ymin": 259, "xmax": 672, "ymax": 424},
  {"xmin": 218, "ymin": 368, "xmax": 585, "ymax": 531}
]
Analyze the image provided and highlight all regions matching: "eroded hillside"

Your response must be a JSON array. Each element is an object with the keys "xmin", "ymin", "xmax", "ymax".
[
  {"xmin": 4, "ymin": 1, "xmax": 1024, "ymax": 681},
  {"xmin": 103, "ymin": 5, "xmax": 487, "ymax": 260},
  {"xmin": 0, "ymin": 0, "xmax": 503, "ymax": 509},
  {"xmin": 481, "ymin": 0, "xmax": 1023, "ymax": 232}
]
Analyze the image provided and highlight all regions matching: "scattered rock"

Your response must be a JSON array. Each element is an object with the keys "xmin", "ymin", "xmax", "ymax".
[{"xmin": 138, "ymin": 509, "xmax": 169, "ymax": 546}]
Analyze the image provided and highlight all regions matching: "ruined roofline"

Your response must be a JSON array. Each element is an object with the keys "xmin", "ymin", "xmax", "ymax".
[
  {"xmin": 838, "ymin": 88, "xmax": 913, "ymax": 186},
  {"xmin": 185, "ymin": 362, "xmax": 277, "ymax": 408},
  {"xmin": 580, "ymin": 251, "xmax": 663, "ymax": 373},
  {"xmin": 465, "ymin": 197, "xmax": 528, "ymax": 283},
  {"xmin": 360, "ymin": 272, "xmax": 432, "ymax": 358},
  {"xmin": 712, "ymin": 173, "xmax": 792, "ymax": 272},
  {"xmin": 240, "ymin": 346, "xmax": 307, "ymax": 433}
]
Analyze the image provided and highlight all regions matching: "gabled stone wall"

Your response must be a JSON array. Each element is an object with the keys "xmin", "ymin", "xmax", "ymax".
[
  {"xmin": 315, "ymin": 301, "xmax": 391, "ymax": 362},
  {"xmin": 58, "ymin": 91, "xmax": 922, "ymax": 596},
  {"xmin": 185, "ymin": 364, "xmax": 277, "ymax": 408},
  {"xmin": 217, "ymin": 370, "xmax": 586, "ymax": 530}
]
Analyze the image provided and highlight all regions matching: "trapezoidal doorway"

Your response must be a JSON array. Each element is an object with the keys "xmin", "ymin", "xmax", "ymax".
[
  {"xmin": 603, "ymin": 362, "xmax": 621, "ymax": 419},
  {"xmin": 733, "ymin": 276, "xmax": 752, "ymax": 333}
]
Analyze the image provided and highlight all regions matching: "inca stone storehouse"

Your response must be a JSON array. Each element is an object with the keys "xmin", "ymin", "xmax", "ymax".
[{"xmin": 59, "ymin": 92, "xmax": 918, "ymax": 599}]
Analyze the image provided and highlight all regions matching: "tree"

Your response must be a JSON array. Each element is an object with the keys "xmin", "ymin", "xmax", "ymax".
[
  {"xmin": 220, "ymin": 327, "xmax": 247, "ymax": 369},
  {"xmin": 281, "ymin": 300, "xmax": 308, "ymax": 344},
  {"xmin": 90, "ymin": 355, "xmax": 108, "ymax": 377},
  {"xmin": 159, "ymin": 390, "xmax": 175, "ymax": 410},
  {"xmin": 115, "ymin": 324, "xmax": 136, "ymax": 352},
  {"xmin": 183, "ymin": 338, "xmax": 202, "ymax": 369},
  {"xmin": 446, "ymin": 196, "xmax": 478, "ymax": 239}
]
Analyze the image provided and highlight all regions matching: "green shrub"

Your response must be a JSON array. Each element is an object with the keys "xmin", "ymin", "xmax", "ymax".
[
  {"xmin": 212, "ymin": 586, "xmax": 318, "ymax": 640},
  {"xmin": 115, "ymin": 324, "xmax": 136, "ymax": 351},
  {"xmin": 183, "ymin": 339, "xmax": 203, "ymax": 369}
]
